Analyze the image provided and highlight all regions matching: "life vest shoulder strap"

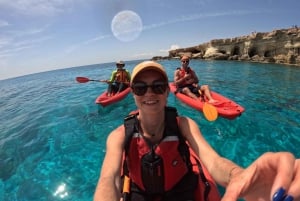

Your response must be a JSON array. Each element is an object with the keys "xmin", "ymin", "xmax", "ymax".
[{"xmin": 123, "ymin": 113, "xmax": 138, "ymax": 155}]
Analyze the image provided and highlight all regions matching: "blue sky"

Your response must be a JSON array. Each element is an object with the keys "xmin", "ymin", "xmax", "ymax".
[{"xmin": 0, "ymin": 0, "xmax": 299, "ymax": 80}]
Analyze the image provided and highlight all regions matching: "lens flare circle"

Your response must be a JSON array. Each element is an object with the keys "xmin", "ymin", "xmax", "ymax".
[{"xmin": 111, "ymin": 10, "xmax": 143, "ymax": 42}]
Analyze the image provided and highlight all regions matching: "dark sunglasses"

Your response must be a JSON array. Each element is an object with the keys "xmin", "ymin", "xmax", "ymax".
[
  {"xmin": 131, "ymin": 81, "xmax": 168, "ymax": 96},
  {"xmin": 182, "ymin": 60, "xmax": 189, "ymax": 64}
]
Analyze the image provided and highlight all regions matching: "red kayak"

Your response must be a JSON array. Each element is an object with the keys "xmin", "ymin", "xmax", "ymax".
[
  {"xmin": 169, "ymin": 83, "xmax": 245, "ymax": 120},
  {"xmin": 95, "ymin": 87, "xmax": 131, "ymax": 107}
]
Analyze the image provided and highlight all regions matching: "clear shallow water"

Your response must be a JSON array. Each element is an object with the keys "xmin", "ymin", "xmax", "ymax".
[{"xmin": 0, "ymin": 60, "xmax": 299, "ymax": 200}]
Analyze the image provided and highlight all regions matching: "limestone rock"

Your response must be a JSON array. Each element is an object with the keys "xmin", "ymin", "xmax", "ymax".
[{"xmin": 155, "ymin": 27, "xmax": 300, "ymax": 66}]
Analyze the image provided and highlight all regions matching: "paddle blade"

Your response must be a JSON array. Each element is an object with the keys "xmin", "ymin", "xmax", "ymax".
[
  {"xmin": 203, "ymin": 102, "xmax": 218, "ymax": 121},
  {"xmin": 76, "ymin": 77, "xmax": 90, "ymax": 83}
]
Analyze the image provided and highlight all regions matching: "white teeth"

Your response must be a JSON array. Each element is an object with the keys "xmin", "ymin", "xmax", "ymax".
[{"xmin": 143, "ymin": 100, "xmax": 158, "ymax": 104}]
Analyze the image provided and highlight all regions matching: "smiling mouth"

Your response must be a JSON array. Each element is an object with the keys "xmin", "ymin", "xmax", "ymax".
[{"xmin": 143, "ymin": 100, "xmax": 159, "ymax": 105}]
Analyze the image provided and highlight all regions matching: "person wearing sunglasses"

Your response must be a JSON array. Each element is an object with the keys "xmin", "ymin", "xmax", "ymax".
[
  {"xmin": 106, "ymin": 60, "xmax": 131, "ymax": 97},
  {"xmin": 174, "ymin": 55, "xmax": 218, "ymax": 104},
  {"xmin": 94, "ymin": 61, "xmax": 300, "ymax": 201}
]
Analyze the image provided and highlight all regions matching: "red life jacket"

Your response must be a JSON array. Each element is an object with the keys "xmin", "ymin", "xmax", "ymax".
[
  {"xmin": 177, "ymin": 67, "xmax": 194, "ymax": 86},
  {"xmin": 122, "ymin": 107, "xmax": 221, "ymax": 201}
]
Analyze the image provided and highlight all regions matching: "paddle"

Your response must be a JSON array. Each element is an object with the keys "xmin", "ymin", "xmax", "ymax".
[
  {"xmin": 199, "ymin": 90, "xmax": 218, "ymax": 121},
  {"xmin": 76, "ymin": 77, "xmax": 108, "ymax": 83}
]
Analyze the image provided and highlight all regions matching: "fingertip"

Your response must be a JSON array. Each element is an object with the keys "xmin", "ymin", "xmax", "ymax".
[
  {"xmin": 283, "ymin": 195, "xmax": 294, "ymax": 201},
  {"xmin": 272, "ymin": 187, "xmax": 286, "ymax": 201}
]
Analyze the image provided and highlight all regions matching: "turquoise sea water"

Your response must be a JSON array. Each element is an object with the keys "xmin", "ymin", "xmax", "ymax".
[{"xmin": 1, "ymin": 60, "xmax": 299, "ymax": 200}]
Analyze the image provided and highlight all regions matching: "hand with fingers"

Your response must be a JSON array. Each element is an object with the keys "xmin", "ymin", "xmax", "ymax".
[{"xmin": 222, "ymin": 152, "xmax": 300, "ymax": 201}]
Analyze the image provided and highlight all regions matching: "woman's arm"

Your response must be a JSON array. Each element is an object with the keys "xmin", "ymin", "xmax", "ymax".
[
  {"xmin": 180, "ymin": 116, "xmax": 300, "ymax": 200},
  {"xmin": 179, "ymin": 116, "xmax": 242, "ymax": 187},
  {"xmin": 94, "ymin": 125, "xmax": 125, "ymax": 201}
]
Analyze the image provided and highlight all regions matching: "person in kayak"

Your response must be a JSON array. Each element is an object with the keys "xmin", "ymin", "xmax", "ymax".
[
  {"xmin": 94, "ymin": 61, "xmax": 300, "ymax": 201},
  {"xmin": 174, "ymin": 55, "xmax": 218, "ymax": 104},
  {"xmin": 107, "ymin": 60, "xmax": 131, "ymax": 96}
]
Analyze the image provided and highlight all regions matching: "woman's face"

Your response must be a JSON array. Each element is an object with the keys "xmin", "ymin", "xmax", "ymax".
[
  {"xmin": 131, "ymin": 70, "xmax": 169, "ymax": 113},
  {"xmin": 181, "ymin": 59, "xmax": 189, "ymax": 68}
]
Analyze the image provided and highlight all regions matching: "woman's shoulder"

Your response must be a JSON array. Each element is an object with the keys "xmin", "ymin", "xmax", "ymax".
[
  {"xmin": 178, "ymin": 115, "xmax": 192, "ymax": 121},
  {"xmin": 178, "ymin": 116, "xmax": 197, "ymax": 130},
  {"xmin": 174, "ymin": 68, "xmax": 182, "ymax": 75},
  {"xmin": 107, "ymin": 125, "xmax": 125, "ymax": 145},
  {"xmin": 111, "ymin": 125, "xmax": 125, "ymax": 136}
]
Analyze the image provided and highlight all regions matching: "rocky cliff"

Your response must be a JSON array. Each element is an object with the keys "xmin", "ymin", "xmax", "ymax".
[{"xmin": 153, "ymin": 27, "xmax": 300, "ymax": 66}]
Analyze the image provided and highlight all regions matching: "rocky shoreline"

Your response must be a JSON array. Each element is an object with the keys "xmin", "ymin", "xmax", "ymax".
[{"xmin": 153, "ymin": 26, "xmax": 300, "ymax": 66}]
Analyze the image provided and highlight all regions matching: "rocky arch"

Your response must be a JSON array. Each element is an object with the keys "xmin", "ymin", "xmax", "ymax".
[
  {"xmin": 264, "ymin": 50, "xmax": 272, "ymax": 57},
  {"xmin": 219, "ymin": 50, "xmax": 226, "ymax": 54},
  {"xmin": 231, "ymin": 46, "xmax": 240, "ymax": 56},
  {"xmin": 248, "ymin": 47, "xmax": 258, "ymax": 57}
]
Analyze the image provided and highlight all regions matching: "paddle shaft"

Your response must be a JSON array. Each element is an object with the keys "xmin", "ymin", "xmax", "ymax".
[
  {"xmin": 76, "ymin": 77, "xmax": 108, "ymax": 83},
  {"xmin": 76, "ymin": 77, "xmax": 129, "ymax": 84}
]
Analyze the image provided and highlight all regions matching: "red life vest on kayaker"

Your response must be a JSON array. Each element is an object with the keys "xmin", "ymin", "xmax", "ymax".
[
  {"xmin": 177, "ymin": 67, "xmax": 195, "ymax": 86},
  {"xmin": 122, "ymin": 107, "xmax": 221, "ymax": 201}
]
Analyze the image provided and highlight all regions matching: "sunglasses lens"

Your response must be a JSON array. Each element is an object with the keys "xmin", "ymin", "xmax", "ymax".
[
  {"xmin": 132, "ymin": 81, "xmax": 167, "ymax": 96},
  {"xmin": 132, "ymin": 82, "xmax": 147, "ymax": 96},
  {"xmin": 152, "ymin": 81, "xmax": 167, "ymax": 94}
]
